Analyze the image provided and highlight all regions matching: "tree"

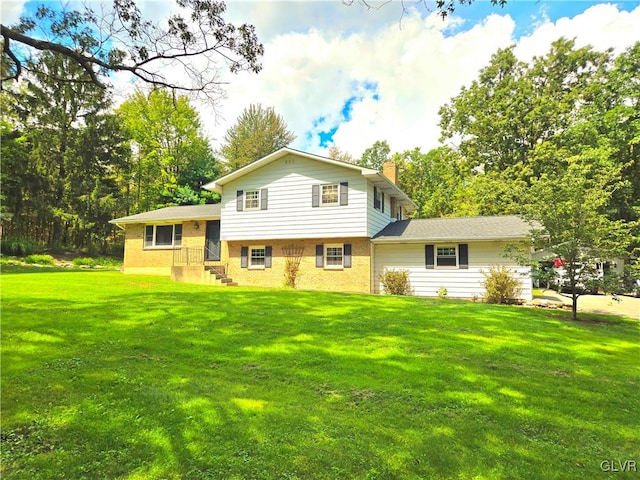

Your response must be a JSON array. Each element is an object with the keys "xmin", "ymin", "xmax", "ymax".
[
  {"xmin": 220, "ymin": 104, "xmax": 296, "ymax": 173},
  {"xmin": 524, "ymin": 142, "xmax": 632, "ymax": 321},
  {"xmin": 326, "ymin": 144, "xmax": 355, "ymax": 164},
  {"xmin": 395, "ymin": 147, "xmax": 465, "ymax": 218},
  {"xmin": 117, "ymin": 89, "xmax": 219, "ymax": 212},
  {"xmin": 346, "ymin": 0, "xmax": 508, "ymax": 19},
  {"xmin": 358, "ymin": 140, "xmax": 390, "ymax": 171},
  {"xmin": 1, "ymin": 0, "xmax": 263, "ymax": 104},
  {"xmin": 1, "ymin": 50, "xmax": 130, "ymax": 251}
]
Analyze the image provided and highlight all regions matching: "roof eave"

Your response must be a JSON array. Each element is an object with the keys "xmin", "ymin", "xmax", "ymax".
[
  {"xmin": 363, "ymin": 172, "xmax": 417, "ymax": 211},
  {"xmin": 371, "ymin": 235, "xmax": 532, "ymax": 244},
  {"xmin": 109, "ymin": 214, "xmax": 220, "ymax": 225}
]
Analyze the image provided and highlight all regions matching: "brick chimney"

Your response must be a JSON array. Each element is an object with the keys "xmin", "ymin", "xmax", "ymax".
[{"xmin": 382, "ymin": 161, "xmax": 398, "ymax": 185}]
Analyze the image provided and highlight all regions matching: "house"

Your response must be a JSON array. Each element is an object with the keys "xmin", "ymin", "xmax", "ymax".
[{"xmin": 111, "ymin": 147, "xmax": 534, "ymax": 299}]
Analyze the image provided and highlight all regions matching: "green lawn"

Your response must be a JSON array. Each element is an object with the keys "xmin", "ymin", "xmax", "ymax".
[{"xmin": 1, "ymin": 269, "xmax": 638, "ymax": 479}]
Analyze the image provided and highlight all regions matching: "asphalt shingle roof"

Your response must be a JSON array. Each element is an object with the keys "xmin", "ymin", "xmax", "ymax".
[
  {"xmin": 110, "ymin": 204, "xmax": 221, "ymax": 224},
  {"xmin": 372, "ymin": 215, "xmax": 535, "ymax": 242}
]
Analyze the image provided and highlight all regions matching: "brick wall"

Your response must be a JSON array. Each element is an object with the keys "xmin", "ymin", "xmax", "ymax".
[
  {"xmin": 122, "ymin": 221, "xmax": 207, "ymax": 276},
  {"xmin": 225, "ymin": 237, "xmax": 371, "ymax": 293}
]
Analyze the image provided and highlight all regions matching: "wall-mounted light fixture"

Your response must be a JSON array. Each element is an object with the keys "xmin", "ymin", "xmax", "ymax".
[{"xmin": 194, "ymin": 221, "xmax": 200, "ymax": 230}]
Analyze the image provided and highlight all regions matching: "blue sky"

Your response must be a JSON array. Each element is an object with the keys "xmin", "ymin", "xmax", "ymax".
[{"xmin": 2, "ymin": 0, "xmax": 639, "ymax": 156}]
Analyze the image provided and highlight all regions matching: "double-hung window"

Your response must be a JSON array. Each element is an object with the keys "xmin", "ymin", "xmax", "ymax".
[
  {"xmin": 245, "ymin": 190, "xmax": 260, "ymax": 210},
  {"xmin": 325, "ymin": 244, "xmax": 344, "ymax": 268},
  {"xmin": 312, "ymin": 183, "xmax": 348, "ymax": 207},
  {"xmin": 236, "ymin": 189, "xmax": 268, "ymax": 211},
  {"xmin": 144, "ymin": 224, "xmax": 182, "ymax": 248},
  {"xmin": 321, "ymin": 184, "xmax": 339, "ymax": 206},
  {"xmin": 426, "ymin": 244, "xmax": 469, "ymax": 270},
  {"xmin": 437, "ymin": 246, "xmax": 457, "ymax": 267},
  {"xmin": 241, "ymin": 245, "xmax": 272, "ymax": 269},
  {"xmin": 315, "ymin": 243, "xmax": 352, "ymax": 269},
  {"xmin": 250, "ymin": 246, "xmax": 266, "ymax": 268}
]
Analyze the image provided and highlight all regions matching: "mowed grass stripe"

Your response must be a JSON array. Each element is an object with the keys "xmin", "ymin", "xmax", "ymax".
[{"xmin": 1, "ymin": 270, "xmax": 638, "ymax": 479}]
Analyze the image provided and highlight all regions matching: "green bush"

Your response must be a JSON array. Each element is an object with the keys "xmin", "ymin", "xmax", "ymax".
[
  {"xmin": 72, "ymin": 257, "xmax": 122, "ymax": 268},
  {"xmin": 482, "ymin": 265, "xmax": 522, "ymax": 304},
  {"xmin": 1, "ymin": 237, "xmax": 40, "ymax": 256},
  {"xmin": 73, "ymin": 257, "xmax": 97, "ymax": 266},
  {"xmin": 23, "ymin": 254, "xmax": 55, "ymax": 265},
  {"xmin": 380, "ymin": 270, "xmax": 411, "ymax": 295}
]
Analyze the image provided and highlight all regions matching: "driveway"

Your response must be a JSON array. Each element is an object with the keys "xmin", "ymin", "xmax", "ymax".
[{"xmin": 534, "ymin": 289, "xmax": 640, "ymax": 320}]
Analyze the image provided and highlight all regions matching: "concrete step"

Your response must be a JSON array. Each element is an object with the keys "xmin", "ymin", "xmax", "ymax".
[{"xmin": 226, "ymin": 282, "xmax": 238, "ymax": 287}]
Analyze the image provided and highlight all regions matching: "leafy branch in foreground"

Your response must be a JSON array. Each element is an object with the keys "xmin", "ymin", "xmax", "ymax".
[
  {"xmin": 1, "ymin": 0, "xmax": 264, "ymax": 105},
  {"xmin": 344, "ymin": 0, "xmax": 508, "ymax": 20}
]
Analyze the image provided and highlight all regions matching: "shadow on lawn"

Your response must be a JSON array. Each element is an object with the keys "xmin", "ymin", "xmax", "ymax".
[{"xmin": 2, "ymin": 286, "xmax": 639, "ymax": 479}]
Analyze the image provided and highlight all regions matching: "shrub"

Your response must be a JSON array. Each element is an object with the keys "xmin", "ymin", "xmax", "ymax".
[
  {"xmin": 283, "ymin": 257, "xmax": 301, "ymax": 288},
  {"xmin": 482, "ymin": 265, "xmax": 522, "ymax": 304},
  {"xmin": 437, "ymin": 287, "xmax": 448, "ymax": 299},
  {"xmin": 1, "ymin": 237, "xmax": 40, "ymax": 256},
  {"xmin": 72, "ymin": 257, "xmax": 122, "ymax": 268},
  {"xmin": 380, "ymin": 270, "xmax": 411, "ymax": 295},
  {"xmin": 73, "ymin": 257, "xmax": 97, "ymax": 266},
  {"xmin": 23, "ymin": 254, "xmax": 55, "ymax": 265}
]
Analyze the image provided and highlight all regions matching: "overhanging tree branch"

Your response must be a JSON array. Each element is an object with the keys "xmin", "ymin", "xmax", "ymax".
[{"xmin": 1, "ymin": 0, "xmax": 264, "ymax": 106}]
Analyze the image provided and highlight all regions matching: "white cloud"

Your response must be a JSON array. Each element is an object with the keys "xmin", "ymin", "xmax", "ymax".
[
  {"xmin": 0, "ymin": 0, "xmax": 28, "ymax": 24},
  {"xmin": 200, "ymin": 2, "xmax": 639, "ymax": 159},
  {"xmin": 515, "ymin": 3, "xmax": 640, "ymax": 61}
]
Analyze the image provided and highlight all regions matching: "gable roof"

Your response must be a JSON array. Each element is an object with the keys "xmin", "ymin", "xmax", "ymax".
[
  {"xmin": 372, "ymin": 215, "xmax": 535, "ymax": 243},
  {"xmin": 110, "ymin": 204, "xmax": 220, "ymax": 226},
  {"xmin": 202, "ymin": 147, "xmax": 417, "ymax": 211}
]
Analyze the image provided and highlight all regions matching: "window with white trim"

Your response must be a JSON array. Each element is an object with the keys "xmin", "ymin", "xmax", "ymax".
[
  {"xmin": 245, "ymin": 190, "xmax": 260, "ymax": 210},
  {"xmin": 437, "ymin": 246, "xmax": 457, "ymax": 267},
  {"xmin": 249, "ymin": 246, "xmax": 266, "ymax": 268},
  {"xmin": 321, "ymin": 184, "xmax": 339, "ymax": 206},
  {"xmin": 144, "ymin": 224, "xmax": 182, "ymax": 248},
  {"xmin": 325, "ymin": 244, "xmax": 344, "ymax": 268}
]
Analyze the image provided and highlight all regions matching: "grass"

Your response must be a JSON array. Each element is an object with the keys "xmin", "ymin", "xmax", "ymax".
[{"xmin": 1, "ymin": 269, "xmax": 638, "ymax": 480}]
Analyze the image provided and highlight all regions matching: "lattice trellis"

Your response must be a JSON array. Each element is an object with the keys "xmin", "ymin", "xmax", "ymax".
[{"xmin": 282, "ymin": 244, "xmax": 304, "ymax": 288}]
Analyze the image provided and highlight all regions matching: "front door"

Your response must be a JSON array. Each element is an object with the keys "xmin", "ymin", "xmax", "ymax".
[{"xmin": 205, "ymin": 220, "xmax": 221, "ymax": 261}]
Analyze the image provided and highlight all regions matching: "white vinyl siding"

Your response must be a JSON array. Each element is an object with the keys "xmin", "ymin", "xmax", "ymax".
[
  {"xmin": 220, "ymin": 155, "xmax": 369, "ymax": 240},
  {"xmin": 373, "ymin": 241, "xmax": 532, "ymax": 300},
  {"xmin": 367, "ymin": 183, "xmax": 393, "ymax": 237}
]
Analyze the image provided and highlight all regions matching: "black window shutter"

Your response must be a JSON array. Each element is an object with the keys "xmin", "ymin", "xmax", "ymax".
[
  {"xmin": 236, "ymin": 190, "xmax": 244, "ymax": 211},
  {"xmin": 265, "ymin": 246, "xmax": 272, "ymax": 268},
  {"xmin": 260, "ymin": 188, "xmax": 268, "ymax": 210},
  {"xmin": 381, "ymin": 192, "xmax": 385, "ymax": 213},
  {"xmin": 425, "ymin": 245, "xmax": 435, "ymax": 269},
  {"xmin": 340, "ymin": 182, "xmax": 349, "ymax": 206},
  {"xmin": 315, "ymin": 244, "xmax": 324, "ymax": 267},
  {"xmin": 458, "ymin": 243, "xmax": 469, "ymax": 269},
  {"xmin": 344, "ymin": 244, "xmax": 352, "ymax": 268},
  {"xmin": 373, "ymin": 186, "xmax": 379, "ymax": 209},
  {"xmin": 240, "ymin": 246, "xmax": 248, "ymax": 268},
  {"xmin": 312, "ymin": 185, "xmax": 320, "ymax": 207}
]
